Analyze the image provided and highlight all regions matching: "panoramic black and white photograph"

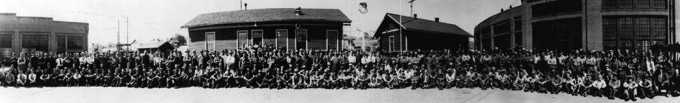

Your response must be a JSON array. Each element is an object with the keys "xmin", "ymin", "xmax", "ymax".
[{"xmin": 0, "ymin": 0, "xmax": 679, "ymax": 103}]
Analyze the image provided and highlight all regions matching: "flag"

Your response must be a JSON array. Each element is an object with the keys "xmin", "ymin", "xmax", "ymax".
[{"xmin": 408, "ymin": 0, "xmax": 416, "ymax": 3}]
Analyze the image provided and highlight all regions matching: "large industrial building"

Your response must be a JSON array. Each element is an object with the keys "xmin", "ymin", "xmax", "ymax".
[
  {"xmin": 0, "ymin": 13, "xmax": 89, "ymax": 56},
  {"xmin": 182, "ymin": 8, "xmax": 351, "ymax": 50},
  {"xmin": 474, "ymin": 0, "xmax": 676, "ymax": 51}
]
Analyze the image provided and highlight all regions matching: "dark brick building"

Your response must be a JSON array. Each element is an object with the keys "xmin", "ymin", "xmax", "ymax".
[
  {"xmin": 475, "ymin": 0, "xmax": 676, "ymax": 51},
  {"xmin": 182, "ymin": 8, "xmax": 351, "ymax": 50},
  {"xmin": 0, "ymin": 13, "xmax": 89, "ymax": 56},
  {"xmin": 374, "ymin": 13, "xmax": 472, "ymax": 51}
]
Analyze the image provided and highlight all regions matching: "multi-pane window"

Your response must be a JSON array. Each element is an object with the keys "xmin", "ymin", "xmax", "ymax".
[
  {"xmin": 205, "ymin": 32, "xmax": 215, "ymax": 50},
  {"xmin": 603, "ymin": 19, "xmax": 618, "ymax": 49},
  {"xmin": 22, "ymin": 34, "xmax": 49, "ymax": 52},
  {"xmin": 67, "ymin": 35, "xmax": 84, "ymax": 50},
  {"xmin": 636, "ymin": 0, "xmax": 650, "ymax": 8},
  {"xmin": 251, "ymin": 30, "xmax": 263, "ymax": 46},
  {"xmin": 0, "ymin": 33, "xmax": 11, "ymax": 48},
  {"xmin": 619, "ymin": 17, "xmax": 635, "ymax": 40},
  {"xmin": 635, "ymin": 18, "xmax": 651, "ymax": 40},
  {"xmin": 295, "ymin": 29, "xmax": 307, "ymax": 49},
  {"xmin": 651, "ymin": 0, "xmax": 667, "ymax": 8},
  {"xmin": 237, "ymin": 30, "xmax": 248, "ymax": 49},
  {"xmin": 603, "ymin": 0, "xmax": 667, "ymax": 9},
  {"xmin": 603, "ymin": 0, "xmax": 619, "ymax": 8},
  {"xmin": 326, "ymin": 30, "xmax": 338, "ymax": 50},
  {"xmin": 602, "ymin": 16, "xmax": 668, "ymax": 50},
  {"xmin": 57, "ymin": 35, "xmax": 66, "ymax": 53},
  {"xmin": 651, "ymin": 18, "xmax": 667, "ymax": 39},
  {"xmin": 619, "ymin": 0, "xmax": 635, "ymax": 9},
  {"xmin": 276, "ymin": 29, "xmax": 288, "ymax": 49}
]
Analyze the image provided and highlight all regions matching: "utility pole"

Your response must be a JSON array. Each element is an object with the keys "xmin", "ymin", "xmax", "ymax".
[
  {"xmin": 359, "ymin": 2, "xmax": 368, "ymax": 51},
  {"xmin": 117, "ymin": 20, "xmax": 120, "ymax": 51},
  {"xmin": 408, "ymin": 0, "xmax": 415, "ymax": 16},
  {"xmin": 126, "ymin": 17, "xmax": 129, "ymax": 51}
]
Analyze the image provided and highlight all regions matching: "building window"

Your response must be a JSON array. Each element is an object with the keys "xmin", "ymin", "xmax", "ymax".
[
  {"xmin": 603, "ymin": 0, "xmax": 666, "ymax": 9},
  {"xmin": 326, "ymin": 30, "xmax": 339, "ymax": 50},
  {"xmin": 22, "ymin": 34, "xmax": 49, "ymax": 52},
  {"xmin": 651, "ymin": 0, "xmax": 667, "ymax": 9},
  {"xmin": 251, "ymin": 30, "xmax": 263, "ymax": 46},
  {"xmin": 205, "ymin": 32, "xmax": 215, "ymax": 50},
  {"xmin": 67, "ymin": 35, "xmax": 84, "ymax": 50},
  {"xmin": 651, "ymin": 18, "xmax": 666, "ymax": 39},
  {"xmin": 619, "ymin": 0, "xmax": 634, "ymax": 9},
  {"xmin": 57, "ymin": 35, "xmax": 66, "ymax": 53},
  {"xmin": 636, "ymin": 0, "xmax": 651, "ymax": 8},
  {"xmin": 237, "ymin": 30, "xmax": 248, "ymax": 49},
  {"xmin": 532, "ymin": 18, "xmax": 582, "ymax": 50},
  {"xmin": 295, "ymin": 29, "xmax": 307, "ymax": 49},
  {"xmin": 603, "ymin": 0, "xmax": 619, "ymax": 9},
  {"xmin": 0, "ymin": 33, "xmax": 11, "ymax": 48},
  {"xmin": 276, "ymin": 29, "xmax": 288, "ymax": 49},
  {"xmin": 389, "ymin": 36, "xmax": 395, "ymax": 51},
  {"xmin": 603, "ymin": 16, "xmax": 668, "ymax": 50}
]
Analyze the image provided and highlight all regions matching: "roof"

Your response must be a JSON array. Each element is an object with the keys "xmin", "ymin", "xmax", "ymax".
[
  {"xmin": 379, "ymin": 13, "xmax": 472, "ymax": 37},
  {"xmin": 136, "ymin": 41, "xmax": 172, "ymax": 49},
  {"xmin": 475, "ymin": 5, "xmax": 524, "ymax": 31},
  {"xmin": 182, "ymin": 8, "xmax": 352, "ymax": 28}
]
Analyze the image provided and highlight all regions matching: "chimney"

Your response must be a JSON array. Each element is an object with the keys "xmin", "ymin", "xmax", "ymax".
[
  {"xmin": 435, "ymin": 17, "xmax": 439, "ymax": 22},
  {"xmin": 413, "ymin": 14, "xmax": 418, "ymax": 19},
  {"xmin": 295, "ymin": 7, "xmax": 303, "ymax": 16},
  {"xmin": 244, "ymin": 3, "xmax": 248, "ymax": 10},
  {"xmin": 501, "ymin": 8, "xmax": 504, "ymax": 12}
]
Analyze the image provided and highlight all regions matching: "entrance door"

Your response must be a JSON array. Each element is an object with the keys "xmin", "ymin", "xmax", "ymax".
[{"xmin": 295, "ymin": 29, "xmax": 307, "ymax": 50}]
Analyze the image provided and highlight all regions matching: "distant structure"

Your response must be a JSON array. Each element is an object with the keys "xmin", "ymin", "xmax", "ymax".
[
  {"xmin": 182, "ymin": 8, "xmax": 352, "ymax": 50},
  {"xmin": 0, "ymin": 13, "xmax": 89, "ymax": 56},
  {"xmin": 475, "ymin": 0, "xmax": 676, "ymax": 51},
  {"xmin": 373, "ymin": 13, "xmax": 472, "ymax": 51}
]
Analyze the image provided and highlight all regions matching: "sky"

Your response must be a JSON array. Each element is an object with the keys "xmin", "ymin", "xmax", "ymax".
[{"xmin": 0, "ymin": 0, "xmax": 522, "ymax": 45}]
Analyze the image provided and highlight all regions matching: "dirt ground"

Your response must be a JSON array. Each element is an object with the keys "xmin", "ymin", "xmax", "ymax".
[{"xmin": 0, "ymin": 87, "xmax": 676, "ymax": 103}]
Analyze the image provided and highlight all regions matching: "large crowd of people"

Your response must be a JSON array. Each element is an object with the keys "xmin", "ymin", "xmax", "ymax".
[{"xmin": 1, "ymin": 45, "xmax": 680, "ymax": 101}]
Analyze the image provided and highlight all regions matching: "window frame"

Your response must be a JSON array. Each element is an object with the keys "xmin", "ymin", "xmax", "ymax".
[
  {"xmin": 326, "ymin": 30, "xmax": 339, "ymax": 50},
  {"xmin": 205, "ymin": 32, "xmax": 216, "ymax": 50}
]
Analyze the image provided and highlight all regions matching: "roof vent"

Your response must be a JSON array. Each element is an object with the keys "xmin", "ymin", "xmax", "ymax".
[
  {"xmin": 413, "ymin": 14, "xmax": 417, "ymax": 19},
  {"xmin": 295, "ymin": 7, "xmax": 304, "ymax": 16},
  {"xmin": 435, "ymin": 17, "xmax": 439, "ymax": 22}
]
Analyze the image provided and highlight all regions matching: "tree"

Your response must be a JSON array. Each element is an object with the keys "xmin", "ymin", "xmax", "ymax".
[{"xmin": 169, "ymin": 34, "xmax": 187, "ymax": 47}]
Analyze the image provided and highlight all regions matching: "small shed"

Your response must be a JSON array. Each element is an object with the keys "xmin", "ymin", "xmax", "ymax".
[{"xmin": 136, "ymin": 41, "xmax": 175, "ymax": 52}]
